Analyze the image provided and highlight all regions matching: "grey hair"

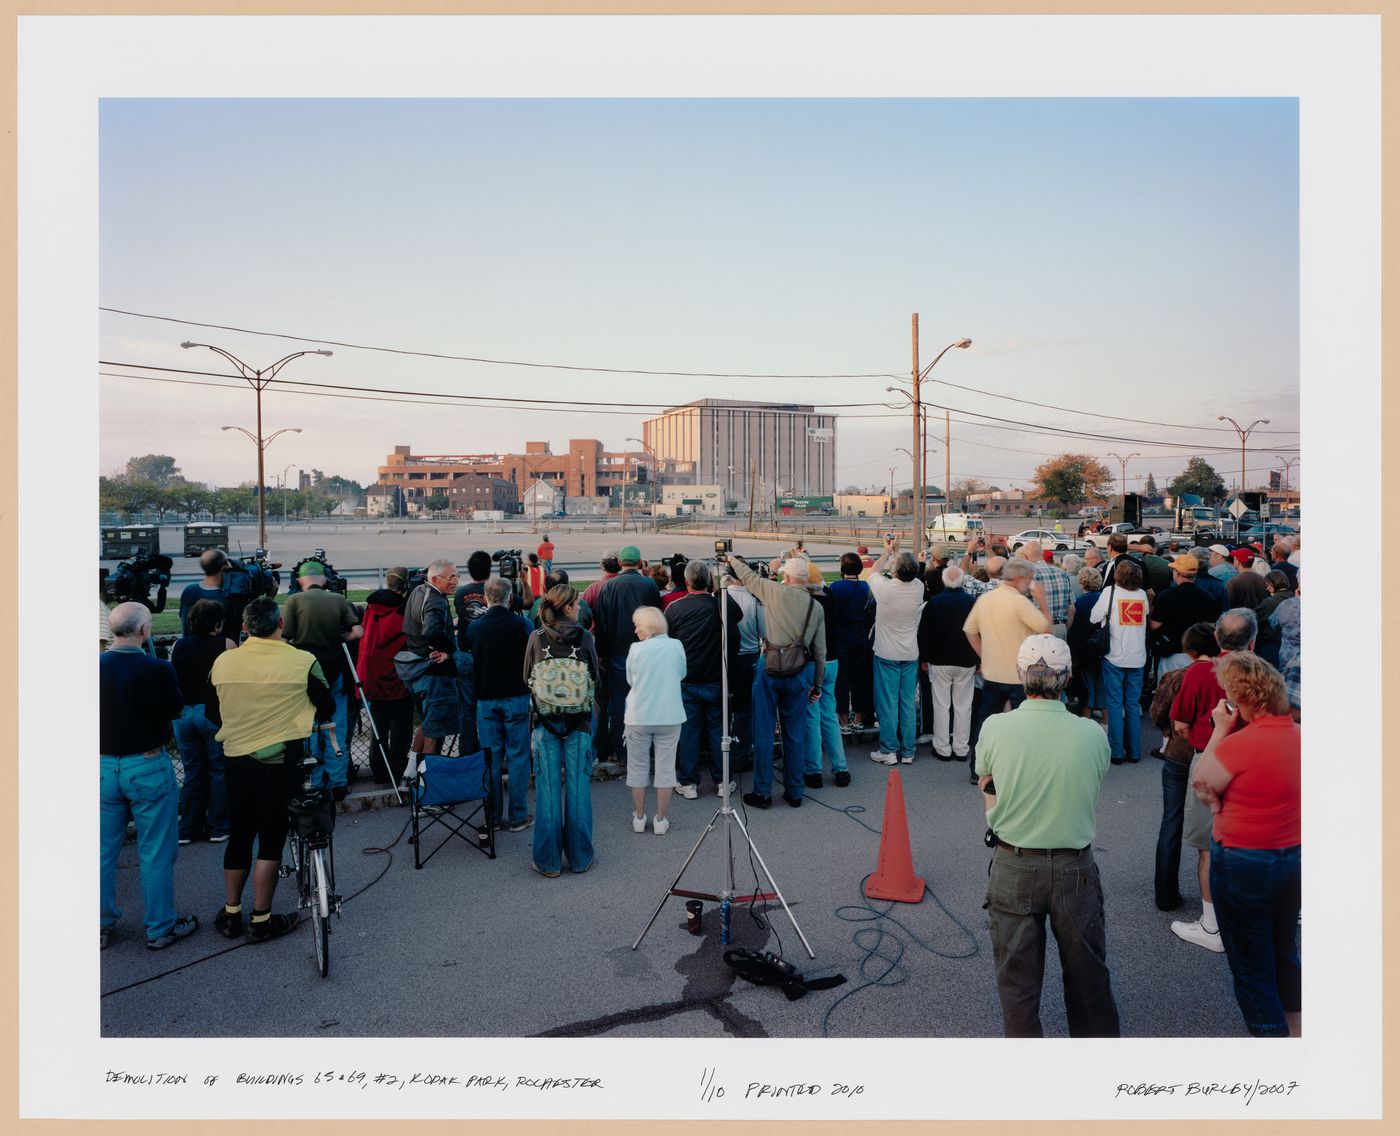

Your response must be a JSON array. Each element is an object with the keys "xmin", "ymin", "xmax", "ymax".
[
  {"xmin": 781, "ymin": 557, "xmax": 809, "ymax": 582},
  {"xmin": 1001, "ymin": 559, "xmax": 1034, "ymax": 584},
  {"xmin": 1061, "ymin": 553, "xmax": 1081, "ymax": 575},
  {"xmin": 427, "ymin": 558, "xmax": 457, "ymax": 580},
  {"xmin": 1215, "ymin": 607, "xmax": 1258, "ymax": 652},
  {"xmin": 1190, "ymin": 546, "xmax": 1212, "ymax": 567},
  {"xmin": 941, "ymin": 564, "xmax": 965, "ymax": 589},
  {"xmin": 108, "ymin": 601, "xmax": 152, "ymax": 638},
  {"xmin": 1019, "ymin": 662, "xmax": 1071, "ymax": 698},
  {"xmin": 684, "ymin": 559, "xmax": 712, "ymax": 590},
  {"xmin": 242, "ymin": 596, "xmax": 281, "ymax": 639},
  {"xmin": 632, "ymin": 606, "xmax": 668, "ymax": 639},
  {"xmin": 1084, "ymin": 546, "xmax": 1103, "ymax": 563},
  {"xmin": 484, "ymin": 577, "xmax": 512, "ymax": 606},
  {"xmin": 893, "ymin": 552, "xmax": 919, "ymax": 581}
]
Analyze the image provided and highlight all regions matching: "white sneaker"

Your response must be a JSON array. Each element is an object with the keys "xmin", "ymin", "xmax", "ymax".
[
  {"xmin": 653, "ymin": 816, "xmax": 670, "ymax": 836},
  {"xmin": 675, "ymin": 783, "xmax": 699, "ymax": 800},
  {"xmin": 1171, "ymin": 919, "xmax": 1225, "ymax": 953},
  {"xmin": 915, "ymin": 733, "xmax": 932, "ymax": 744},
  {"xmin": 632, "ymin": 813, "xmax": 648, "ymax": 834},
  {"xmin": 869, "ymin": 750, "xmax": 897, "ymax": 766}
]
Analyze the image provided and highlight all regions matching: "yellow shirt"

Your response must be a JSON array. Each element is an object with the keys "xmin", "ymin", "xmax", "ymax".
[
  {"xmin": 211, "ymin": 637, "xmax": 320, "ymax": 757},
  {"xmin": 963, "ymin": 583, "xmax": 1050, "ymax": 684}
]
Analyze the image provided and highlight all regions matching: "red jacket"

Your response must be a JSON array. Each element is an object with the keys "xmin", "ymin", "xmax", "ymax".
[{"xmin": 357, "ymin": 589, "xmax": 408, "ymax": 701}]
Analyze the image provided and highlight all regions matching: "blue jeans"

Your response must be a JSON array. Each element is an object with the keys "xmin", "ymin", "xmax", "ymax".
[
  {"xmin": 1154, "ymin": 759, "xmax": 1190, "ymax": 908},
  {"xmin": 1210, "ymin": 841, "xmax": 1302, "ymax": 1038},
  {"xmin": 806, "ymin": 660, "xmax": 848, "ymax": 774},
  {"xmin": 873, "ymin": 656, "xmax": 918, "ymax": 758},
  {"xmin": 310, "ymin": 670, "xmax": 352, "ymax": 787},
  {"xmin": 1079, "ymin": 664, "xmax": 1105, "ymax": 712},
  {"xmin": 606, "ymin": 654, "xmax": 631, "ymax": 763},
  {"xmin": 750, "ymin": 667, "xmax": 810, "ymax": 800},
  {"xmin": 174, "ymin": 703, "xmax": 227, "ymax": 839},
  {"xmin": 678, "ymin": 681, "xmax": 724, "ymax": 786},
  {"xmin": 531, "ymin": 726, "xmax": 594, "ymax": 874},
  {"xmin": 1102, "ymin": 660, "xmax": 1144, "ymax": 759},
  {"xmin": 454, "ymin": 650, "xmax": 479, "ymax": 754},
  {"xmin": 100, "ymin": 754, "xmax": 180, "ymax": 940},
  {"xmin": 477, "ymin": 694, "xmax": 532, "ymax": 826}
]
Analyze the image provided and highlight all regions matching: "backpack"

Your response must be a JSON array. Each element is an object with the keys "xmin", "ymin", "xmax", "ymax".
[{"xmin": 528, "ymin": 635, "xmax": 595, "ymax": 731}]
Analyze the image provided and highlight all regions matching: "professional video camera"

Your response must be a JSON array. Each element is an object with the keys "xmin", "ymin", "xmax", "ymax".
[
  {"xmin": 712, "ymin": 539, "xmax": 770, "ymax": 579},
  {"xmin": 287, "ymin": 548, "xmax": 348, "ymax": 595},
  {"xmin": 402, "ymin": 566, "xmax": 429, "ymax": 592},
  {"xmin": 492, "ymin": 549, "xmax": 523, "ymax": 581},
  {"xmin": 102, "ymin": 549, "xmax": 174, "ymax": 612},
  {"xmin": 222, "ymin": 549, "xmax": 281, "ymax": 602}
]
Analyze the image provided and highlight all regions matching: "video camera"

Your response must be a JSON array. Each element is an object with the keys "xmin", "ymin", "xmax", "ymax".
[
  {"xmin": 492, "ymin": 549, "xmax": 523, "ymax": 581},
  {"xmin": 222, "ymin": 549, "xmax": 282, "ymax": 602},
  {"xmin": 102, "ymin": 549, "xmax": 174, "ymax": 612},
  {"xmin": 711, "ymin": 540, "xmax": 770, "ymax": 579},
  {"xmin": 287, "ymin": 549, "xmax": 348, "ymax": 595}
]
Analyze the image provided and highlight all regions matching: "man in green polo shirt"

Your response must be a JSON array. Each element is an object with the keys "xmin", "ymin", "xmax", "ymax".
[{"xmin": 976, "ymin": 634, "xmax": 1120, "ymax": 1038}]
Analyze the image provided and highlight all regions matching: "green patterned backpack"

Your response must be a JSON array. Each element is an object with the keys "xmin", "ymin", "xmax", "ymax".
[{"xmin": 528, "ymin": 639, "xmax": 595, "ymax": 729}]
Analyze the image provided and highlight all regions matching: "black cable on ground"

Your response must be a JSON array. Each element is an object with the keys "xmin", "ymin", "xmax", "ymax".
[{"xmin": 101, "ymin": 812, "xmax": 414, "ymax": 998}]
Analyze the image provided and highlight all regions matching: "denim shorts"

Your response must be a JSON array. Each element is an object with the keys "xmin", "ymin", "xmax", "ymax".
[{"xmin": 412, "ymin": 673, "xmax": 458, "ymax": 739}]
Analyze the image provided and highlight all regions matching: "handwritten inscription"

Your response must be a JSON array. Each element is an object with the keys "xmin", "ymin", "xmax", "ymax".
[
  {"xmin": 696, "ymin": 1067, "xmax": 865, "ymax": 1105},
  {"xmin": 1116, "ymin": 1081, "xmax": 1299, "ymax": 1107},
  {"xmin": 107, "ymin": 1070, "xmax": 603, "ymax": 1094}
]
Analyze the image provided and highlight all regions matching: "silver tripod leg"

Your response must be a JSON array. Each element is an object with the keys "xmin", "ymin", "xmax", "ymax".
[
  {"xmin": 730, "ymin": 810, "xmax": 815, "ymax": 959},
  {"xmin": 632, "ymin": 807, "xmax": 724, "ymax": 950}
]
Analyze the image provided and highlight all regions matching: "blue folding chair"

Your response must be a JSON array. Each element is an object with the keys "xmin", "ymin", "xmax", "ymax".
[{"xmin": 410, "ymin": 748, "xmax": 496, "ymax": 868}]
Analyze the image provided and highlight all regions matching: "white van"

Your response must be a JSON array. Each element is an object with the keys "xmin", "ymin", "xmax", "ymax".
[{"xmin": 925, "ymin": 512, "xmax": 986, "ymax": 544}]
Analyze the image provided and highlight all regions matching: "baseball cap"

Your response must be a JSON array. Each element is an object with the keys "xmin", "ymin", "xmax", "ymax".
[
  {"xmin": 1042, "ymin": 550, "xmax": 1054, "ymax": 562},
  {"xmin": 1208, "ymin": 544, "xmax": 1230, "ymax": 558},
  {"xmin": 297, "ymin": 560, "xmax": 325, "ymax": 578},
  {"xmin": 1170, "ymin": 555, "xmax": 1199, "ymax": 575},
  {"xmin": 1016, "ymin": 634, "xmax": 1073, "ymax": 672},
  {"xmin": 618, "ymin": 545, "xmax": 642, "ymax": 565},
  {"xmin": 856, "ymin": 544, "xmax": 869, "ymax": 555},
  {"xmin": 1230, "ymin": 547, "xmax": 1254, "ymax": 564}
]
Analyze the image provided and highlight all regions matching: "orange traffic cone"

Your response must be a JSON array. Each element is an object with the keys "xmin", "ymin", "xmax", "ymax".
[{"xmin": 864, "ymin": 769, "xmax": 925, "ymax": 903}]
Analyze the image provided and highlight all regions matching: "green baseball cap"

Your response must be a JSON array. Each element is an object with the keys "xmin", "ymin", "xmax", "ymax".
[
  {"xmin": 297, "ymin": 560, "xmax": 325, "ymax": 578},
  {"xmin": 618, "ymin": 545, "xmax": 642, "ymax": 565}
]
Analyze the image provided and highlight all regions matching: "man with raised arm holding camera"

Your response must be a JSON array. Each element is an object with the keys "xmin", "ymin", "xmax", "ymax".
[{"xmin": 725, "ymin": 553, "xmax": 825, "ymax": 809}]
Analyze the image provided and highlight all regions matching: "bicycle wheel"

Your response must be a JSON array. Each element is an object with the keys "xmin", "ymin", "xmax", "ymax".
[{"xmin": 311, "ymin": 846, "xmax": 330, "ymax": 978}]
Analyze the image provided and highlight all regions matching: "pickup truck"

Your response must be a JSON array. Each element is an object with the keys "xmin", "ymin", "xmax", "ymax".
[{"xmin": 1081, "ymin": 522, "xmax": 1154, "ymax": 550}]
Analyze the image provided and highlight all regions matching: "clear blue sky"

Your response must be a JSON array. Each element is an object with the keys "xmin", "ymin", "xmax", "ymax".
[{"xmin": 99, "ymin": 97, "xmax": 1300, "ymax": 495}]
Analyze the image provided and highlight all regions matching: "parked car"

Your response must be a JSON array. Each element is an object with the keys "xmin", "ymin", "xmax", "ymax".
[
  {"xmin": 1081, "ymin": 522, "xmax": 1154, "ymax": 550},
  {"xmin": 1007, "ymin": 528, "xmax": 1079, "ymax": 554}
]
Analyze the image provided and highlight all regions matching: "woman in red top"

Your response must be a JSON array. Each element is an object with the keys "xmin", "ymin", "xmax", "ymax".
[{"xmin": 1191, "ymin": 652, "xmax": 1302, "ymax": 1038}]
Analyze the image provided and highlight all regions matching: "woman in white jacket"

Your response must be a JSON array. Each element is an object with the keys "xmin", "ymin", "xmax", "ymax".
[{"xmin": 1090, "ymin": 558, "xmax": 1149, "ymax": 764}]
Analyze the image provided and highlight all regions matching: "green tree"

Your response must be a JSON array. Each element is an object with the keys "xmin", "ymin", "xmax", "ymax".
[
  {"xmin": 1168, "ymin": 458, "xmax": 1227, "ymax": 504},
  {"xmin": 425, "ymin": 492, "xmax": 449, "ymax": 515},
  {"xmin": 215, "ymin": 486, "xmax": 255, "ymax": 522},
  {"xmin": 168, "ymin": 481, "xmax": 213, "ymax": 521},
  {"xmin": 1144, "ymin": 472, "xmax": 1159, "ymax": 498},
  {"xmin": 100, "ymin": 475, "xmax": 161, "ymax": 519},
  {"xmin": 1031, "ymin": 453, "xmax": 1114, "ymax": 508},
  {"xmin": 124, "ymin": 454, "xmax": 182, "ymax": 487}
]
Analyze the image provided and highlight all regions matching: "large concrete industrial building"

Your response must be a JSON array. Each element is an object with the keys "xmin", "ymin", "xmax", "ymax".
[{"xmin": 641, "ymin": 399, "xmax": 837, "ymax": 503}]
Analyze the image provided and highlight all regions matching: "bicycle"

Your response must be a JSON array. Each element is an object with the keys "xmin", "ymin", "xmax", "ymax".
[{"xmin": 284, "ymin": 723, "xmax": 344, "ymax": 978}]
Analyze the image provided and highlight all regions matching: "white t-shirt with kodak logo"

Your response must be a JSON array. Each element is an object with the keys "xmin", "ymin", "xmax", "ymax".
[{"xmin": 1089, "ymin": 586, "xmax": 1149, "ymax": 669}]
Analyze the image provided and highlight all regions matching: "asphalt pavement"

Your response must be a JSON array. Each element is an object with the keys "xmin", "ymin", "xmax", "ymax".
[{"xmin": 100, "ymin": 712, "xmax": 1248, "ymax": 1040}]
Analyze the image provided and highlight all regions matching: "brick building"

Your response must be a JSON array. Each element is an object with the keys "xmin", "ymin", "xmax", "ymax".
[
  {"xmin": 376, "ymin": 441, "xmax": 649, "ymax": 505},
  {"xmin": 444, "ymin": 473, "xmax": 519, "ymax": 516}
]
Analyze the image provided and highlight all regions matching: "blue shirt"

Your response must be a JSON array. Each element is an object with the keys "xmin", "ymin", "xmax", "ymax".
[
  {"xmin": 624, "ymin": 634, "xmax": 687, "ymax": 726},
  {"xmin": 100, "ymin": 646, "xmax": 183, "ymax": 755}
]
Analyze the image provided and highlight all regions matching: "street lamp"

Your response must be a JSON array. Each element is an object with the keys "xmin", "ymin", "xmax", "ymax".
[
  {"xmin": 280, "ymin": 462, "xmax": 295, "ymax": 524},
  {"xmin": 221, "ymin": 425, "xmax": 301, "ymax": 530},
  {"xmin": 894, "ymin": 318, "xmax": 971, "ymax": 561},
  {"xmin": 186, "ymin": 341, "xmax": 331, "ymax": 551},
  {"xmin": 1217, "ymin": 415, "xmax": 1271, "ymax": 495},
  {"xmin": 1106, "ymin": 452, "xmax": 1140, "ymax": 502},
  {"xmin": 627, "ymin": 437, "xmax": 659, "ymax": 533}
]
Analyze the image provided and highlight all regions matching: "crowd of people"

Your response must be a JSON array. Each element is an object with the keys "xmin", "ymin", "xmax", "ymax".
[{"xmin": 100, "ymin": 527, "xmax": 1302, "ymax": 1039}]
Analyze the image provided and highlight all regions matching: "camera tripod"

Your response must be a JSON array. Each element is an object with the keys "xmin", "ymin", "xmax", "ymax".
[{"xmin": 632, "ymin": 558, "xmax": 814, "ymax": 958}]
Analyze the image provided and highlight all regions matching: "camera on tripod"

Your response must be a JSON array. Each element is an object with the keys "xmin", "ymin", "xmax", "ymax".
[
  {"xmin": 101, "ymin": 549, "xmax": 174, "ymax": 612},
  {"xmin": 288, "ymin": 549, "xmax": 348, "ymax": 595},
  {"xmin": 714, "ymin": 538, "xmax": 733, "ymax": 559},
  {"xmin": 222, "ymin": 549, "xmax": 281, "ymax": 602},
  {"xmin": 492, "ymin": 549, "xmax": 523, "ymax": 580}
]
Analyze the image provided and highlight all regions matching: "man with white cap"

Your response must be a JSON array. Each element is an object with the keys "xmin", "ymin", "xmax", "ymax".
[
  {"xmin": 1207, "ymin": 545, "xmax": 1238, "ymax": 584},
  {"xmin": 977, "ymin": 634, "xmax": 1120, "ymax": 1038}
]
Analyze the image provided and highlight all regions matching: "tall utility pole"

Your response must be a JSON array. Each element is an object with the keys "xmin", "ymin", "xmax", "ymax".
[
  {"xmin": 747, "ymin": 459, "xmax": 757, "ymax": 531},
  {"xmin": 1107, "ymin": 452, "xmax": 1140, "ymax": 500},
  {"xmin": 1275, "ymin": 455, "xmax": 1299, "ymax": 491},
  {"xmin": 944, "ymin": 409, "xmax": 951, "ymax": 517},
  {"xmin": 1217, "ymin": 415, "xmax": 1271, "ymax": 494},
  {"xmin": 911, "ymin": 314, "xmax": 922, "ymax": 561}
]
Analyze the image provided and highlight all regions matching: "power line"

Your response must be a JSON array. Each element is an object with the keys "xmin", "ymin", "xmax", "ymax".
[{"xmin": 98, "ymin": 308, "xmax": 896, "ymax": 380}]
